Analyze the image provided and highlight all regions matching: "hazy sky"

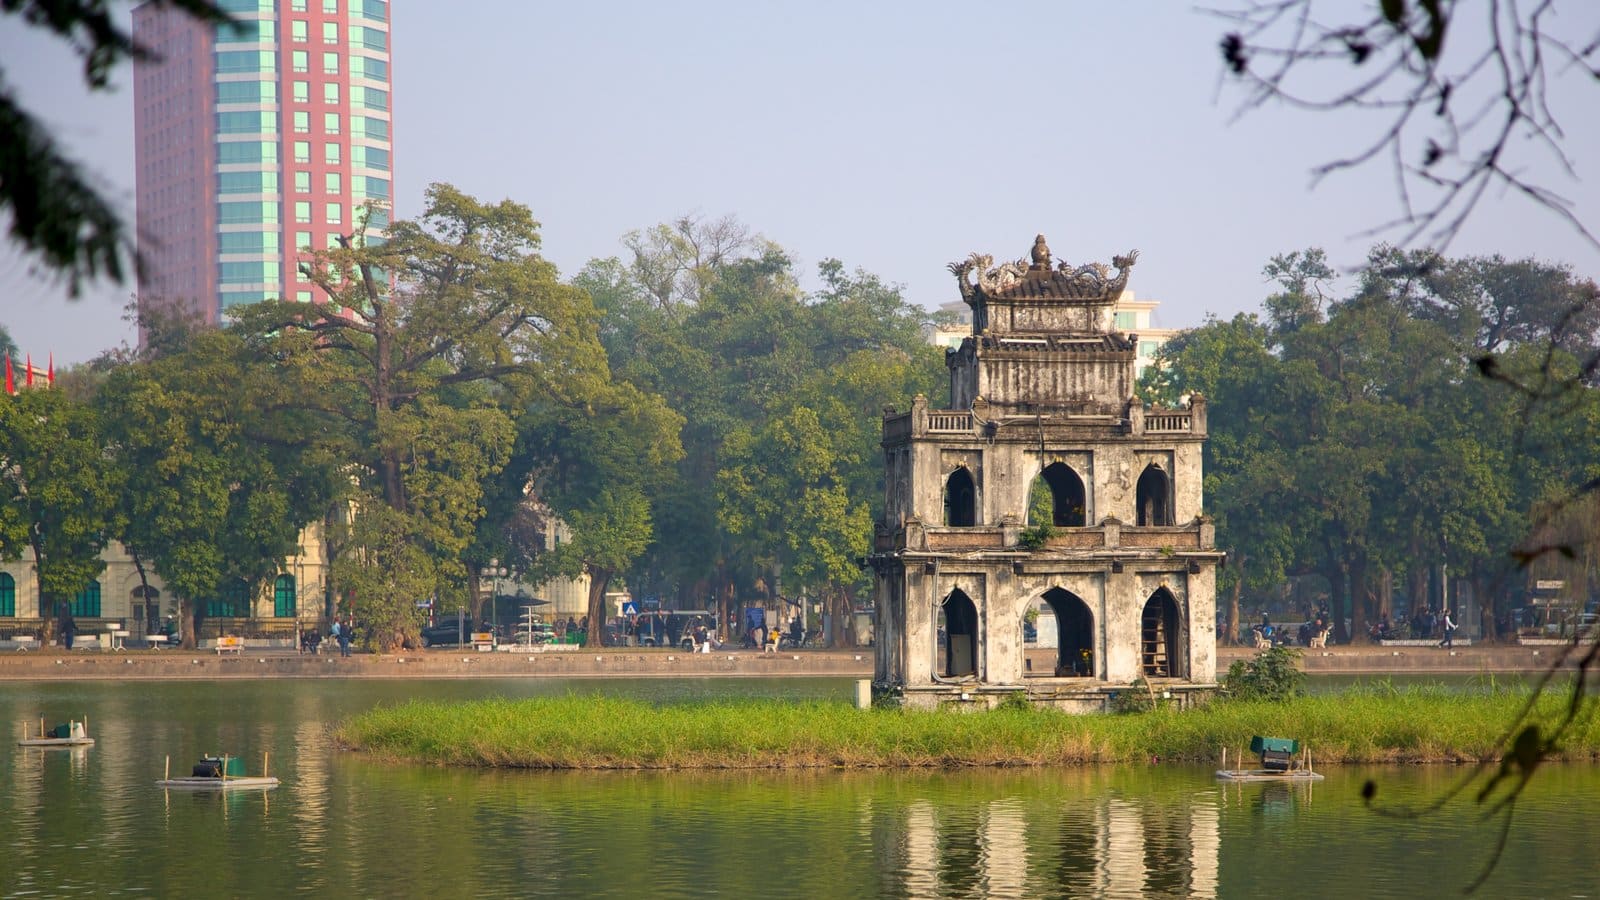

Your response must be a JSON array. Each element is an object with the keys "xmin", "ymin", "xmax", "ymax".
[{"xmin": 3, "ymin": 2, "xmax": 1599, "ymax": 364}]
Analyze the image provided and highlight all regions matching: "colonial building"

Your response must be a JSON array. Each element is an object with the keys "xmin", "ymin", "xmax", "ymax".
[{"xmin": 869, "ymin": 237, "xmax": 1221, "ymax": 711}]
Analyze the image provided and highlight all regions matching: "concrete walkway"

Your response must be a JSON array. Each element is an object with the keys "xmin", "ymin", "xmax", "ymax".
[{"xmin": 1218, "ymin": 642, "xmax": 1585, "ymax": 674}]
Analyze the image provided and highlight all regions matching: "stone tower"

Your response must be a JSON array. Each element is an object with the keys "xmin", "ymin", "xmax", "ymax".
[{"xmin": 868, "ymin": 238, "xmax": 1221, "ymax": 711}]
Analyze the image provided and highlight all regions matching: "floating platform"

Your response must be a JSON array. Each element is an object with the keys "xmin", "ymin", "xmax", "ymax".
[
  {"xmin": 1214, "ymin": 768, "xmax": 1324, "ymax": 782},
  {"xmin": 155, "ymin": 775, "xmax": 280, "ymax": 790},
  {"xmin": 18, "ymin": 719, "xmax": 93, "ymax": 747}
]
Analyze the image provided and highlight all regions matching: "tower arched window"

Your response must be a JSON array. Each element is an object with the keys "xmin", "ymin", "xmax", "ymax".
[
  {"xmin": 944, "ymin": 467, "xmax": 977, "ymax": 527},
  {"xmin": 1136, "ymin": 464, "xmax": 1171, "ymax": 526}
]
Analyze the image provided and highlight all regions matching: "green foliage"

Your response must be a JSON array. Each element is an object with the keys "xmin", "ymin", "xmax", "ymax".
[
  {"xmin": 1223, "ymin": 646, "xmax": 1305, "ymax": 702},
  {"xmin": 1017, "ymin": 523, "xmax": 1055, "ymax": 550},
  {"xmin": 1109, "ymin": 678, "xmax": 1158, "ymax": 714},
  {"xmin": 995, "ymin": 691, "xmax": 1033, "ymax": 712}
]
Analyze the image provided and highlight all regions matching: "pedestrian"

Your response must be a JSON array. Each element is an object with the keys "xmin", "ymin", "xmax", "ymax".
[
  {"xmin": 1438, "ymin": 609, "xmax": 1456, "ymax": 648},
  {"xmin": 789, "ymin": 617, "xmax": 803, "ymax": 648},
  {"xmin": 765, "ymin": 624, "xmax": 780, "ymax": 653},
  {"xmin": 60, "ymin": 602, "xmax": 77, "ymax": 651},
  {"xmin": 337, "ymin": 617, "xmax": 353, "ymax": 657}
]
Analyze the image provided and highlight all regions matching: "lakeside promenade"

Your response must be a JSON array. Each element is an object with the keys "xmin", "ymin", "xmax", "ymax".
[{"xmin": 0, "ymin": 643, "xmax": 1583, "ymax": 680}]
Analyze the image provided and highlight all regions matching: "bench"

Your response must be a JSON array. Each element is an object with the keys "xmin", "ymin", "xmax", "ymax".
[
  {"xmin": 214, "ymin": 636, "xmax": 244, "ymax": 655},
  {"xmin": 1308, "ymin": 630, "xmax": 1329, "ymax": 649}
]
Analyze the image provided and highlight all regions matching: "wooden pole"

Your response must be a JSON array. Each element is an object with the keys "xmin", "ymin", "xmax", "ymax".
[
  {"xmin": 263, "ymin": 751, "xmax": 269, "ymax": 779},
  {"xmin": 1221, "ymin": 746, "xmax": 1227, "ymax": 771},
  {"xmin": 165, "ymin": 755, "xmax": 170, "ymax": 782},
  {"xmin": 222, "ymin": 754, "xmax": 229, "ymax": 782},
  {"xmin": 83, "ymin": 715, "xmax": 88, "ymax": 737}
]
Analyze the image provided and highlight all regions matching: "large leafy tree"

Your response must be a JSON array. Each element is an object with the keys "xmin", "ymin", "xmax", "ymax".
[
  {"xmin": 231, "ymin": 184, "xmax": 604, "ymax": 649},
  {"xmin": 96, "ymin": 327, "xmax": 337, "ymax": 647},
  {"xmin": 0, "ymin": 386, "xmax": 118, "ymax": 629}
]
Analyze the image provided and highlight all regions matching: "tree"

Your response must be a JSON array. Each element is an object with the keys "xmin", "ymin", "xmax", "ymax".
[
  {"xmin": 1216, "ymin": 0, "xmax": 1600, "ymax": 252},
  {"xmin": 96, "ymin": 326, "xmax": 337, "ymax": 647},
  {"xmin": 1, "ymin": 0, "xmax": 229, "ymax": 294},
  {"xmin": 231, "ymin": 184, "xmax": 607, "ymax": 649},
  {"xmin": 0, "ymin": 386, "xmax": 118, "ymax": 631}
]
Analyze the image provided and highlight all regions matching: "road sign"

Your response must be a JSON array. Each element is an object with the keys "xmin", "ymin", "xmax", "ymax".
[{"xmin": 621, "ymin": 601, "xmax": 639, "ymax": 616}]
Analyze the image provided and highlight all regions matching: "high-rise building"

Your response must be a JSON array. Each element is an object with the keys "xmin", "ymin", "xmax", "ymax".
[{"xmin": 133, "ymin": 0, "xmax": 392, "ymax": 326}]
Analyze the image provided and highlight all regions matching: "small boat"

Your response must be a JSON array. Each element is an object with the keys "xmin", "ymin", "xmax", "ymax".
[
  {"xmin": 1215, "ymin": 736, "xmax": 1325, "ymax": 782},
  {"xmin": 155, "ymin": 753, "xmax": 279, "ymax": 790},
  {"xmin": 18, "ymin": 718, "xmax": 95, "ymax": 747}
]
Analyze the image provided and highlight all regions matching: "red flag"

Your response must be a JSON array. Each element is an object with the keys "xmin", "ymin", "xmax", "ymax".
[
  {"xmin": 4, "ymin": 354, "xmax": 12, "ymax": 394},
  {"xmin": 47, "ymin": 353, "xmax": 54, "ymax": 386},
  {"xmin": 25, "ymin": 354, "xmax": 33, "ymax": 387}
]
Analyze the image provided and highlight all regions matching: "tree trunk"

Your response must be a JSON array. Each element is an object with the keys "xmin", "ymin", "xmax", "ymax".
[
  {"xmin": 1349, "ymin": 554, "xmax": 1370, "ymax": 644},
  {"xmin": 1330, "ymin": 566, "xmax": 1350, "ymax": 644},
  {"xmin": 182, "ymin": 598, "xmax": 199, "ymax": 650},
  {"xmin": 585, "ymin": 567, "xmax": 612, "ymax": 648},
  {"xmin": 1225, "ymin": 553, "xmax": 1245, "ymax": 647}
]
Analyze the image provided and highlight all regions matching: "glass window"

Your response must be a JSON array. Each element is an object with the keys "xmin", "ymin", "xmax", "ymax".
[
  {"xmin": 295, "ymin": 231, "xmax": 313, "ymax": 251},
  {"xmin": 295, "ymin": 290, "xmax": 313, "ymax": 302},
  {"xmin": 323, "ymin": 51, "xmax": 339, "ymax": 74},
  {"xmin": 292, "ymin": 0, "xmax": 306, "ymax": 10},
  {"xmin": 352, "ymin": 146, "xmax": 386, "ymax": 170},
  {"xmin": 323, "ymin": 21, "xmax": 338, "ymax": 44},
  {"xmin": 220, "ymin": 262, "xmax": 278, "ymax": 285},
  {"xmin": 327, "ymin": 233, "xmax": 343, "ymax": 248},
  {"xmin": 208, "ymin": 579, "xmax": 250, "ymax": 617},
  {"xmin": 351, "ymin": 56, "xmax": 388, "ymax": 82},
  {"xmin": 324, "ymin": 82, "xmax": 340, "ymax": 104},
  {"xmin": 294, "ymin": 171, "xmax": 310, "ymax": 193},
  {"xmin": 349, "ymin": 26, "xmax": 386, "ymax": 52},
  {"xmin": 218, "ymin": 0, "xmax": 274, "ymax": 12},
  {"xmin": 217, "ymin": 50, "xmax": 276, "ymax": 74},
  {"xmin": 292, "ymin": 80, "xmax": 309, "ymax": 103},
  {"xmin": 221, "ymin": 289, "xmax": 275, "ymax": 308},
  {"xmin": 293, "ymin": 110, "xmax": 310, "ymax": 133},
  {"xmin": 70, "ymin": 580, "xmax": 101, "ymax": 618},
  {"xmin": 217, "ymin": 80, "xmax": 275, "ymax": 104},
  {"xmin": 326, "ymin": 203, "xmax": 342, "ymax": 225},
  {"xmin": 323, "ymin": 112, "xmax": 340, "ymax": 134},
  {"xmin": 292, "ymin": 50, "xmax": 308, "ymax": 72},
  {"xmin": 323, "ymin": 0, "xmax": 338, "ymax": 12},
  {"xmin": 293, "ymin": 140, "xmax": 310, "ymax": 163},
  {"xmin": 325, "ymin": 172, "xmax": 341, "ymax": 194},
  {"xmin": 362, "ymin": 207, "xmax": 389, "ymax": 230},
  {"xmin": 1139, "ymin": 341, "xmax": 1160, "ymax": 358},
  {"xmin": 218, "ymin": 170, "xmax": 278, "ymax": 194},
  {"xmin": 218, "ymin": 141, "xmax": 277, "ymax": 164},
  {"xmin": 295, "ymin": 201, "xmax": 312, "ymax": 223},
  {"xmin": 0, "ymin": 572, "xmax": 15, "ymax": 617},
  {"xmin": 324, "ymin": 142, "xmax": 341, "ymax": 164},
  {"xmin": 291, "ymin": 20, "xmax": 307, "ymax": 42},
  {"xmin": 219, "ymin": 201, "xmax": 279, "ymax": 225},
  {"xmin": 362, "ymin": 0, "xmax": 388, "ymax": 23},
  {"xmin": 355, "ymin": 86, "xmax": 387, "ymax": 111},
  {"xmin": 216, "ymin": 111, "xmax": 276, "ymax": 134},
  {"xmin": 219, "ymin": 231, "xmax": 280, "ymax": 254},
  {"xmin": 273, "ymin": 575, "xmax": 296, "ymax": 617},
  {"xmin": 352, "ymin": 116, "xmax": 387, "ymax": 141},
  {"xmin": 217, "ymin": 19, "xmax": 274, "ymax": 43},
  {"xmin": 352, "ymin": 175, "xmax": 389, "ymax": 200},
  {"xmin": 1113, "ymin": 311, "xmax": 1137, "ymax": 330}
]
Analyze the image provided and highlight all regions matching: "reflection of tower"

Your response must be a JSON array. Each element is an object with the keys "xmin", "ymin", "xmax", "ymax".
[
  {"xmin": 870, "ymin": 237, "xmax": 1221, "ymax": 711},
  {"xmin": 889, "ymin": 777, "xmax": 1220, "ymax": 899}
]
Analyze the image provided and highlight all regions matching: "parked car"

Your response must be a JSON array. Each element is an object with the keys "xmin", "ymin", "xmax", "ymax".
[{"xmin": 419, "ymin": 615, "xmax": 497, "ymax": 647}]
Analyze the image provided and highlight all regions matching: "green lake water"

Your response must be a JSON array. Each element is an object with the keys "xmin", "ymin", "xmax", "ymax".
[{"xmin": 1, "ymin": 677, "xmax": 1595, "ymax": 898}]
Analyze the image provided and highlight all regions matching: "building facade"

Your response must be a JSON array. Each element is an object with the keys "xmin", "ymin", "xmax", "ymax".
[
  {"xmin": 930, "ymin": 291, "xmax": 1177, "ymax": 379},
  {"xmin": 133, "ymin": 0, "xmax": 393, "ymax": 324},
  {"xmin": 869, "ymin": 237, "xmax": 1222, "ymax": 711}
]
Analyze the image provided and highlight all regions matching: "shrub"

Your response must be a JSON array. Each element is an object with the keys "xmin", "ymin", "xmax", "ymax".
[
  {"xmin": 1223, "ymin": 645, "xmax": 1304, "ymax": 701},
  {"xmin": 1017, "ymin": 524, "xmax": 1055, "ymax": 549}
]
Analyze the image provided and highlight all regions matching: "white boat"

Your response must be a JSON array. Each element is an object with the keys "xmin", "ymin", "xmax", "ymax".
[
  {"xmin": 155, "ymin": 754, "xmax": 279, "ymax": 790},
  {"xmin": 17, "ymin": 718, "xmax": 94, "ymax": 747},
  {"xmin": 1215, "ymin": 736, "xmax": 1324, "ymax": 781}
]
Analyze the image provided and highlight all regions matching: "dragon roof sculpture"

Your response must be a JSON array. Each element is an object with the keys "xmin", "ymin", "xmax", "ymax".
[{"xmin": 948, "ymin": 236, "xmax": 1139, "ymax": 304}]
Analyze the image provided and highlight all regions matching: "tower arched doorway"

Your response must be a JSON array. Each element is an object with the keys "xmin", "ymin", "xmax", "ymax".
[
  {"xmin": 1029, "ymin": 462, "xmax": 1086, "ymax": 527},
  {"xmin": 944, "ymin": 467, "xmax": 977, "ymax": 527},
  {"xmin": 1141, "ymin": 587, "xmax": 1185, "ymax": 678},
  {"xmin": 1136, "ymin": 464, "xmax": 1171, "ymax": 526},
  {"xmin": 937, "ymin": 589, "xmax": 979, "ymax": 678},
  {"xmin": 1022, "ymin": 587, "xmax": 1094, "ymax": 677}
]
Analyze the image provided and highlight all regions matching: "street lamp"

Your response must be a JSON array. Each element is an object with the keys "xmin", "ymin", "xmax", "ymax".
[{"xmin": 481, "ymin": 559, "xmax": 508, "ymax": 639}]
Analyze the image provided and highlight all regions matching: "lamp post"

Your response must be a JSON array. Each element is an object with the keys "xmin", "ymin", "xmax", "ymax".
[{"xmin": 481, "ymin": 559, "xmax": 507, "ymax": 639}]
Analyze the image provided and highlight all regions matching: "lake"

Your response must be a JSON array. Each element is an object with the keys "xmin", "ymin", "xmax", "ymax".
[{"xmin": 1, "ymin": 677, "xmax": 1593, "ymax": 898}]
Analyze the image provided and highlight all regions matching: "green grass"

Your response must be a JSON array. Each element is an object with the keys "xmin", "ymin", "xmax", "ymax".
[{"xmin": 335, "ymin": 686, "xmax": 1600, "ymax": 770}]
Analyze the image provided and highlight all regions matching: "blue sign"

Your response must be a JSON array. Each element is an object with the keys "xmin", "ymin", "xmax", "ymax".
[
  {"xmin": 621, "ymin": 601, "xmax": 639, "ymax": 616},
  {"xmin": 642, "ymin": 595, "xmax": 661, "ymax": 611}
]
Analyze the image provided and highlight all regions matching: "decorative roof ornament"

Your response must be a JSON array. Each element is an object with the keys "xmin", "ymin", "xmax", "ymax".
[{"xmin": 948, "ymin": 237, "xmax": 1139, "ymax": 303}]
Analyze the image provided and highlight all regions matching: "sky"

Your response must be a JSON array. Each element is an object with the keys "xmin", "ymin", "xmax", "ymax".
[{"xmin": 3, "ymin": 1, "xmax": 1599, "ymax": 364}]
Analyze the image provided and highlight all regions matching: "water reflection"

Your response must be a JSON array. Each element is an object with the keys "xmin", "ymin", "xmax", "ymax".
[{"xmin": 1, "ymin": 679, "xmax": 1596, "ymax": 898}]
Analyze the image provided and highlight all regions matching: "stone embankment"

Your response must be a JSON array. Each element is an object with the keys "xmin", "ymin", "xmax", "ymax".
[
  {"xmin": 0, "ymin": 647, "xmax": 877, "ymax": 680},
  {"xmin": 0, "ymin": 643, "xmax": 1578, "ymax": 680}
]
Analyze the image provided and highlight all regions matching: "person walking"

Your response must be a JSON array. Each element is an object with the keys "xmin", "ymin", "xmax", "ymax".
[
  {"xmin": 336, "ymin": 618, "xmax": 353, "ymax": 657},
  {"xmin": 1438, "ymin": 609, "xmax": 1457, "ymax": 648},
  {"xmin": 59, "ymin": 602, "xmax": 77, "ymax": 651}
]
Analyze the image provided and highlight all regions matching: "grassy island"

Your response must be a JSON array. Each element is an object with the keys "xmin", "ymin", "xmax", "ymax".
[{"xmin": 336, "ymin": 685, "xmax": 1600, "ymax": 770}]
